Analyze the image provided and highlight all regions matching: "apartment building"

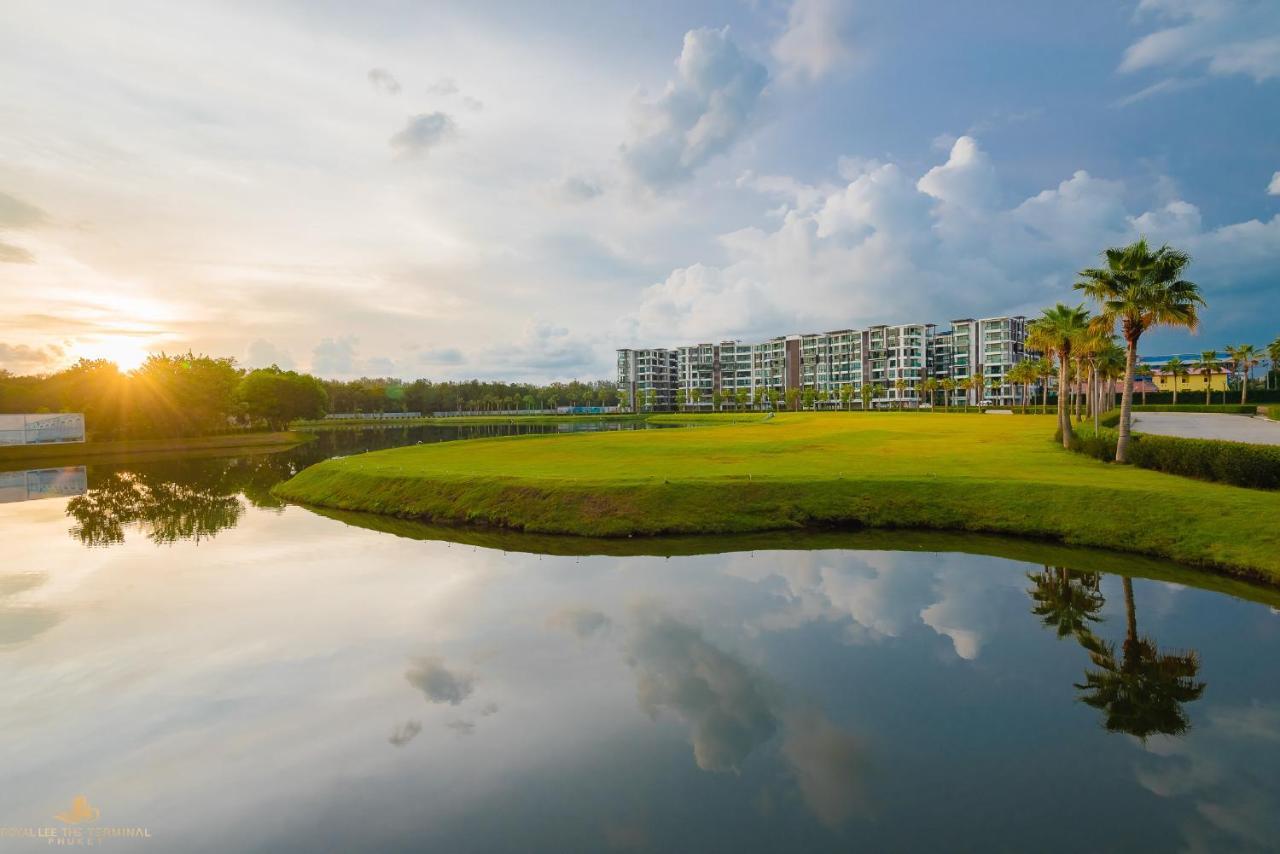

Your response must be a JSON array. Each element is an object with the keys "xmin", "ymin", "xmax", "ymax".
[
  {"xmin": 616, "ymin": 347, "xmax": 677, "ymax": 410},
  {"xmin": 619, "ymin": 315, "xmax": 1035, "ymax": 410}
]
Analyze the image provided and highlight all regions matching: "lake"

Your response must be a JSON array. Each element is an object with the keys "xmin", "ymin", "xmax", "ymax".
[{"xmin": 2, "ymin": 424, "xmax": 1279, "ymax": 852}]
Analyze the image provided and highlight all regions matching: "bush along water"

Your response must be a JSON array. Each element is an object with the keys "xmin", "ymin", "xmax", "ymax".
[{"xmin": 1060, "ymin": 426, "xmax": 1280, "ymax": 491}]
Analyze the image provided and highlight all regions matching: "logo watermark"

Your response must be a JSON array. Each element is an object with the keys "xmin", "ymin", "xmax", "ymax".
[{"xmin": 1, "ymin": 797, "xmax": 152, "ymax": 846}]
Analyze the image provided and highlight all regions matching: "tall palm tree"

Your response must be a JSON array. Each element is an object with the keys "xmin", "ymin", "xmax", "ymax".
[
  {"xmin": 965, "ymin": 373, "xmax": 985, "ymax": 411},
  {"xmin": 1075, "ymin": 577, "xmax": 1205, "ymax": 741},
  {"xmin": 1007, "ymin": 362, "xmax": 1034, "ymax": 414},
  {"xmin": 1031, "ymin": 304, "xmax": 1091, "ymax": 448},
  {"xmin": 1165, "ymin": 356, "xmax": 1187, "ymax": 404},
  {"xmin": 1027, "ymin": 324, "xmax": 1057, "ymax": 415},
  {"xmin": 893, "ymin": 377, "xmax": 909, "ymax": 410},
  {"xmin": 987, "ymin": 374, "xmax": 1003, "ymax": 406},
  {"xmin": 1268, "ymin": 336, "xmax": 1280, "ymax": 391},
  {"xmin": 1193, "ymin": 350, "xmax": 1220, "ymax": 406},
  {"xmin": 940, "ymin": 377, "xmax": 955, "ymax": 411},
  {"xmin": 1096, "ymin": 343, "xmax": 1125, "ymax": 420},
  {"xmin": 1075, "ymin": 239, "xmax": 1203, "ymax": 463},
  {"xmin": 1225, "ymin": 344, "xmax": 1260, "ymax": 405}
]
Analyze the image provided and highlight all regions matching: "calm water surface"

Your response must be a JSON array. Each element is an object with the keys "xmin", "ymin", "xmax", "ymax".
[{"xmin": 2, "ymin": 425, "xmax": 1280, "ymax": 852}]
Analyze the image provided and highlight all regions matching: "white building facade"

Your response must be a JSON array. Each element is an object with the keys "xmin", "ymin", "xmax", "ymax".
[{"xmin": 619, "ymin": 315, "xmax": 1037, "ymax": 410}]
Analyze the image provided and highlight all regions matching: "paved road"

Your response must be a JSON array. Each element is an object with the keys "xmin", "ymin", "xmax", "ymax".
[{"xmin": 1131, "ymin": 412, "xmax": 1280, "ymax": 445}]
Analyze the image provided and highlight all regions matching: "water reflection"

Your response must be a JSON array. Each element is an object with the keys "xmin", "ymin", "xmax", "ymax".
[
  {"xmin": 43, "ymin": 420, "xmax": 652, "ymax": 546},
  {"xmin": 0, "ymin": 466, "xmax": 86, "ymax": 504}
]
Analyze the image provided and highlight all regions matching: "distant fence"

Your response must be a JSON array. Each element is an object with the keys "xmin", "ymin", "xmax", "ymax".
[
  {"xmin": 431, "ymin": 406, "xmax": 623, "ymax": 417},
  {"xmin": 323, "ymin": 412, "xmax": 423, "ymax": 420},
  {"xmin": 0, "ymin": 413, "xmax": 86, "ymax": 446}
]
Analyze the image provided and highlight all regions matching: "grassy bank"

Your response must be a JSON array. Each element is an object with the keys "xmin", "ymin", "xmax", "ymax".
[
  {"xmin": 0, "ymin": 431, "xmax": 313, "ymax": 466},
  {"xmin": 293, "ymin": 414, "xmax": 643, "ymax": 429},
  {"xmin": 272, "ymin": 412, "xmax": 1280, "ymax": 582}
]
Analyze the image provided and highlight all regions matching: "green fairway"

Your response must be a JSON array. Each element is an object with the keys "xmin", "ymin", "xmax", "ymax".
[{"xmin": 273, "ymin": 412, "xmax": 1280, "ymax": 582}]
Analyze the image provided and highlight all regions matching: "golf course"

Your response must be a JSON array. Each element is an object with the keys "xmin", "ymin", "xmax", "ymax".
[{"xmin": 272, "ymin": 412, "xmax": 1280, "ymax": 582}]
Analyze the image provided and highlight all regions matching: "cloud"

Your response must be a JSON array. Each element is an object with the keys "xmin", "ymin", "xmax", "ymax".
[
  {"xmin": 772, "ymin": 0, "xmax": 857, "ymax": 82},
  {"xmin": 561, "ymin": 175, "xmax": 604, "ymax": 202},
  {"xmin": 622, "ymin": 27, "xmax": 768, "ymax": 190},
  {"xmin": 781, "ymin": 708, "xmax": 868, "ymax": 827},
  {"xmin": 246, "ymin": 338, "xmax": 294, "ymax": 370},
  {"xmin": 0, "ymin": 241, "xmax": 35, "ymax": 264},
  {"xmin": 481, "ymin": 319, "xmax": 599, "ymax": 378},
  {"xmin": 460, "ymin": 95, "xmax": 484, "ymax": 112},
  {"xmin": 367, "ymin": 67, "xmax": 401, "ymax": 95},
  {"xmin": 418, "ymin": 347, "xmax": 465, "ymax": 366},
  {"xmin": 0, "ymin": 342, "xmax": 65, "ymax": 372},
  {"xmin": 389, "ymin": 112, "xmax": 457, "ymax": 157},
  {"xmin": 547, "ymin": 606, "xmax": 613, "ymax": 639},
  {"xmin": 404, "ymin": 656, "xmax": 476, "ymax": 705},
  {"xmin": 623, "ymin": 135, "xmax": 1280, "ymax": 347},
  {"xmin": 1112, "ymin": 76, "xmax": 1202, "ymax": 107},
  {"xmin": 626, "ymin": 605, "xmax": 779, "ymax": 772},
  {"xmin": 426, "ymin": 77, "xmax": 459, "ymax": 96},
  {"xmin": 388, "ymin": 719, "xmax": 421, "ymax": 746},
  {"xmin": 0, "ymin": 191, "xmax": 45, "ymax": 227},
  {"xmin": 311, "ymin": 336, "xmax": 358, "ymax": 376},
  {"xmin": 1269, "ymin": 171, "xmax": 1280, "ymax": 196},
  {"xmin": 1120, "ymin": 0, "xmax": 1280, "ymax": 82},
  {"xmin": 445, "ymin": 718, "xmax": 476, "ymax": 735}
]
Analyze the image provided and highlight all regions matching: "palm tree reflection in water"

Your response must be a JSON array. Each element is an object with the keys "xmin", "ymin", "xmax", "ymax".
[{"xmin": 1028, "ymin": 567, "xmax": 1205, "ymax": 741}]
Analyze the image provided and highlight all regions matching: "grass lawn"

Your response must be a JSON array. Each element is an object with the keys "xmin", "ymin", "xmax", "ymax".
[{"xmin": 272, "ymin": 412, "xmax": 1280, "ymax": 582}]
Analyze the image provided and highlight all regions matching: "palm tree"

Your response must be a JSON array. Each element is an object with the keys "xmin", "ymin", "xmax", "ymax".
[
  {"xmin": 1225, "ymin": 344, "xmax": 1260, "ymax": 405},
  {"xmin": 1075, "ymin": 239, "xmax": 1203, "ymax": 463},
  {"xmin": 839, "ymin": 384, "xmax": 853, "ymax": 411},
  {"xmin": 920, "ymin": 377, "xmax": 939, "ymax": 410},
  {"xmin": 1031, "ymin": 304, "xmax": 1092, "ymax": 448},
  {"xmin": 1096, "ymin": 343, "xmax": 1125, "ymax": 424},
  {"xmin": 735, "ymin": 388, "xmax": 748, "ymax": 411},
  {"xmin": 1165, "ymin": 356, "xmax": 1187, "ymax": 404},
  {"xmin": 939, "ymin": 377, "xmax": 956, "ymax": 412},
  {"xmin": 962, "ymin": 373, "xmax": 983, "ymax": 411},
  {"xmin": 1075, "ymin": 577, "xmax": 1205, "ymax": 741},
  {"xmin": 1193, "ymin": 350, "xmax": 1220, "ymax": 406},
  {"xmin": 987, "ymin": 374, "xmax": 1003, "ymax": 407},
  {"xmin": 1027, "ymin": 566, "xmax": 1105, "ymax": 641},
  {"xmin": 1007, "ymin": 362, "xmax": 1034, "ymax": 414},
  {"xmin": 893, "ymin": 377, "xmax": 909, "ymax": 410},
  {"xmin": 1268, "ymin": 336, "xmax": 1280, "ymax": 391},
  {"xmin": 1135, "ymin": 363, "xmax": 1153, "ymax": 405}
]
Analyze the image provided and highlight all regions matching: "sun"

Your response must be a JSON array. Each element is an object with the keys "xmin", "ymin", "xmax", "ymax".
[{"xmin": 72, "ymin": 336, "xmax": 153, "ymax": 372}]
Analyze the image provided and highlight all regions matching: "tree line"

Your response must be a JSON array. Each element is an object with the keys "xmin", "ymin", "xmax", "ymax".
[{"xmin": 0, "ymin": 355, "xmax": 619, "ymax": 440}]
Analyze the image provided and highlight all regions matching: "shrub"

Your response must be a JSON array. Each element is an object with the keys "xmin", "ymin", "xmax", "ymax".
[{"xmin": 1065, "ymin": 427, "xmax": 1280, "ymax": 490}]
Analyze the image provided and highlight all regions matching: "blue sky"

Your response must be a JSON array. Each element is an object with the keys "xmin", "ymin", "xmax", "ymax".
[{"xmin": 0, "ymin": 0, "xmax": 1276, "ymax": 379}]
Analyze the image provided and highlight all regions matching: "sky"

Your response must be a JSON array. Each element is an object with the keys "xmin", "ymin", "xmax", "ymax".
[{"xmin": 0, "ymin": 0, "xmax": 1277, "ymax": 381}]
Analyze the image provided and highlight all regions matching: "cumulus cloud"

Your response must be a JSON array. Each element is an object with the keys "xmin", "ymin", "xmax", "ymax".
[
  {"xmin": 772, "ymin": 0, "xmax": 858, "ymax": 82},
  {"xmin": 311, "ymin": 336, "xmax": 358, "ymax": 376},
  {"xmin": 405, "ymin": 656, "xmax": 476, "ymax": 705},
  {"xmin": 781, "ymin": 708, "xmax": 868, "ymax": 827},
  {"xmin": 426, "ymin": 76, "xmax": 460, "ymax": 96},
  {"xmin": 625, "ymin": 134, "xmax": 1280, "ymax": 346},
  {"xmin": 0, "ymin": 342, "xmax": 65, "ymax": 372},
  {"xmin": 622, "ymin": 27, "xmax": 768, "ymax": 189},
  {"xmin": 561, "ymin": 174, "xmax": 604, "ymax": 202},
  {"xmin": 1120, "ymin": 0, "xmax": 1280, "ymax": 82},
  {"xmin": 389, "ymin": 112, "xmax": 457, "ymax": 157},
  {"xmin": 367, "ymin": 67, "xmax": 401, "ymax": 95},
  {"xmin": 1269, "ymin": 171, "xmax": 1280, "ymax": 196},
  {"xmin": 388, "ymin": 719, "xmax": 421, "ymax": 746},
  {"xmin": 246, "ymin": 338, "xmax": 294, "ymax": 370},
  {"xmin": 481, "ymin": 319, "xmax": 599, "ymax": 378}
]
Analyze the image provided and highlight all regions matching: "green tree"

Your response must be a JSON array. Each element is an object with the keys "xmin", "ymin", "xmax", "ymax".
[
  {"xmin": 939, "ymin": 377, "xmax": 955, "ymax": 411},
  {"xmin": 712, "ymin": 389, "xmax": 723, "ymax": 412},
  {"xmin": 691, "ymin": 387, "xmax": 703, "ymax": 409},
  {"xmin": 858, "ymin": 383, "xmax": 874, "ymax": 411},
  {"xmin": 1030, "ymin": 305, "xmax": 1091, "ymax": 448},
  {"xmin": 839, "ymin": 384, "xmax": 853, "ymax": 411},
  {"xmin": 1134, "ymin": 363, "xmax": 1153, "ymax": 406},
  {"xmin": 1076, "ymin": 239, "xmax": 1203, "ymax": 463},
  {"xmin": 1225, "ymin": 344, "xmax": 1260, "ymax": 405},
  {"xmin": 802, "ymin": 388, "xmax": 816, "ymax": 410},
  {"xmin": 920, "ymin": 377, "xmax": 939, "ymax": 410},
  {"xmin": 893, "ymin": 378, "xmax": 908, "ymax": 410},
  {"xmin": 1268, "ymin": 336, "xmax": 1280, "ymax": 390},
  {"xmin": 735, "ymin": 388, "xmax": 748, "ymax": 411},
  {"xmin": 235, "ymin": 367, "xmax": 328, "ymax": 430},
  {"xmin": 785, "ymin": 388, "xmax": 800, "ymax": 411}
]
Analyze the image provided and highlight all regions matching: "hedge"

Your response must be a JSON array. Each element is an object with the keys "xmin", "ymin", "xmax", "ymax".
[{"xmin": 1061, "ymin": 427, "xmax": 1280, "ymax": 491}]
